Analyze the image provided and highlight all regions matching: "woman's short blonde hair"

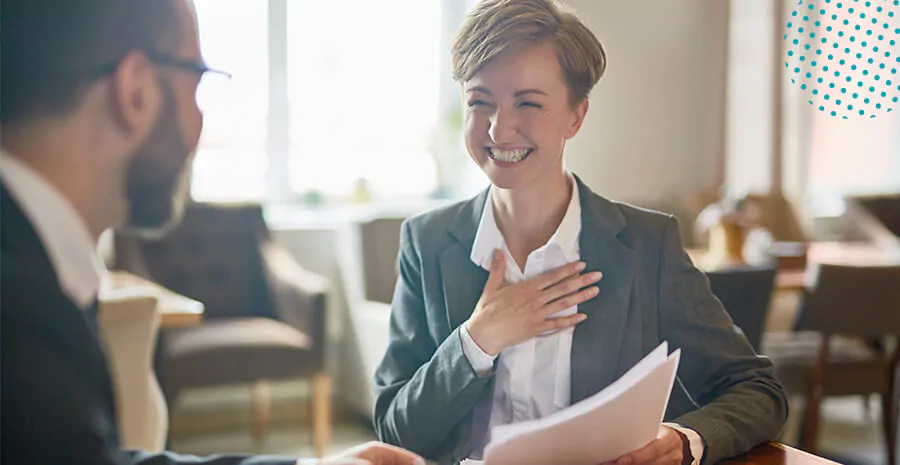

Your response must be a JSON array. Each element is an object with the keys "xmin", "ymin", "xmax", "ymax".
[{"xmin": 451, "ymin": 0, "xmax": 607, "ymax": 105}]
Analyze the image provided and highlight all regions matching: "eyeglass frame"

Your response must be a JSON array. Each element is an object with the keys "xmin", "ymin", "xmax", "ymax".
[{"xmin": 96, "ymin": 51, "xmax": 231, "ymax": 80}]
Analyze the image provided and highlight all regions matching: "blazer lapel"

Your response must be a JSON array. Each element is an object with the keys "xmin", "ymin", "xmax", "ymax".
[
  {"xmin": 0, "ymin": 186, "xmax": 118, "ymax": 412},
  {"xmin": 440, "ymin": 247, "xmax": 489, "ymax": 332},
  {"xmin": 570, "ymin": 176, "xmax": 636, "ymax": 404},
  {"xmin": 440, "ymin": 188, "xmax": 490, "ymax": 333}
]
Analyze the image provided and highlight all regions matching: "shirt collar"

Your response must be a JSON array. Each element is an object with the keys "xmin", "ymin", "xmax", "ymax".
[
  {"xmin": 0, "ymin": 151, "xmax": 106, "ymax": 309},
  {"xmin": 470, "ymin": 174, "xmax": 582, "ymax": 270}
]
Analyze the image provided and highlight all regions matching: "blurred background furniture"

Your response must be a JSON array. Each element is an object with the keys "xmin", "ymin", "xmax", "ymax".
[
  {"xmin": 98, "ymin": 294, "xmax": 168, "ymax": 452},
  {"xmin": 762, "ymin": 265, "xmax": 900, "ymax": 465},
  {"xmin": 743, "ymin": 193, "xmax": 809, "ymax": 245},
  {"xmin": 687, "ymin": 191, "xmax": 809, "ymax": 248},
  {"xmin": 690, "ymin": 241, "xmax": 900, "ymax": 292},
  {"xmin": 719, "ymin": 443, "xmax": 841, "ymax": 465},
  {"xmin": 102, "ymin": 271, "xmax": 205, "ymax": 328},
  {"xmin": 707, "ymin": 265, "xmax": 778, "ymax": 353},
  {"xmin": 845, "ymin": 194, "xmax": 900, "ymax": 250},
  {"xmin": 335, "ymin": 217, "xmax": 404, "ymax": 420},
  {"xmin": 113, "ymin": 203, "xmax": 332, "ymax": 456}
]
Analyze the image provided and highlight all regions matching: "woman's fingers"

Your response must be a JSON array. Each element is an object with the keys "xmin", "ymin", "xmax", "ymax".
[
  {"xmin": 533, "ymin": 260, "xmax": 586, "ymax": 290},
  {"xmin": 542, "ymin": 286, "xmax": 599, "ymax": 316},
  {"xmin": 540, "ymin": 271, "xmax": 602, "ymax": 304},
  {"xmin": 538, "ymin": 312, "xmax": 588, "ymax": 334}
]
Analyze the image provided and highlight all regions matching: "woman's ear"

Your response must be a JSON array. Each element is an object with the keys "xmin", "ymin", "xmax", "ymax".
[{"xmin": 565, "ymin": 98, "xmax": 589, "ymax": 139}]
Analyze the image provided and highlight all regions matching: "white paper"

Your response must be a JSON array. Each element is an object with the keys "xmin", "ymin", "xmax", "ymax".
[{"xmin": 483, "ymin": 342, "xmax": 681, "ymax": 465}]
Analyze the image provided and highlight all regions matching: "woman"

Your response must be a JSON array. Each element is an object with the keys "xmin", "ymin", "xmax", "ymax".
[{"xmin": 373, "ymin": 1, "xmax": 787, "ymax": 464}]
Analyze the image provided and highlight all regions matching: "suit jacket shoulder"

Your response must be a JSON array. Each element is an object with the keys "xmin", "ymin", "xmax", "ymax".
[
  {"xmin": 1, "ymin": 185, "xmax": 299, "ymax": 465},
  {"xmin": 402, "ymin": 191, "xmax": 487, "ymax": 258}
]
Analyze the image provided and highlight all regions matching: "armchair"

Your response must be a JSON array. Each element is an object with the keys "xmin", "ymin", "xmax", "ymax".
[{"xmin": 113, "ymin": 203, "xmax": 332, "ymax": 456}]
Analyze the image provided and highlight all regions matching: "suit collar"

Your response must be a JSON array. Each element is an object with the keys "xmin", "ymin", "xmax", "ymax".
[
  {"xmin": 0, "ymin": 152, "xmax": 105, "ymax": 309},
  {"xmin": 570, "ymin": 179, "xmax": 635, "ymax": 403},
  {"xmin": 441, "ymin": 175, "xmax": 636, "ymax": 403},
  {"xmin": 447, "ymin": 186, "xmax": 489, "ymax": 245},
  {"xmin": 1, "ymin": 186, "xmax": 117, "ymax": 409},
  {"xmin": 1, "ymin": 183, "xmax": 55, "ymax": 276},
  {"xmin": 469, "ymin": 174, "xmax": 582, "ymax": 271},
  {"xmin": 573, "ymin": 173, "xmax": 627, "ymax": 239},
  {"xmin": 447, "ymin": 174, "xmax": 628, "ymax": 247}
]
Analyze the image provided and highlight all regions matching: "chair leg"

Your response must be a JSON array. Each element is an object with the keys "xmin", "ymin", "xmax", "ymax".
[
  {"xmin": 864, "ymin": 394, "xmax": 873, "ymax": 421},
  {"xmin": 252, "ymin": 380, "xmax": 271, "ymax": 448},
  {"xmin": 312, "ymin": 373, "xmax": 332, "ymax": 458},
  {"xmin": 800, "ymin": 391, "xmax": 822, "ymax": 454},
  {"xmin": 882, "ymin": 393, "xmax": 897, "ymax": 465}
]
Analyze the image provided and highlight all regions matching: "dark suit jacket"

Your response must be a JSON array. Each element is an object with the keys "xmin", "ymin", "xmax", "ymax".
[
  {"xmin": 373, "ymin": 176, "xmax": 788, "ymax": 465},
  {"xmin": 0, "ymin": 185, "xmax": 297, "ymax": 465}
]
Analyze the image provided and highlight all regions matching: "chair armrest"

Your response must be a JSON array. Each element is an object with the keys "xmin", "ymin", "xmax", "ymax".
[
  {"xmin": 345, "ymin": 299, "xmax": 393, "ymax": 419},
  {"xmin": 261, "ymin": 241, "xmax": 331, "ymax": 364}
]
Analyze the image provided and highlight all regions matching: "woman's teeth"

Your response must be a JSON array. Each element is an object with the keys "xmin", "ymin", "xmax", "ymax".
[{"xmin": 489, "ymin": 148, "xmax": 531, "ymax": 163}]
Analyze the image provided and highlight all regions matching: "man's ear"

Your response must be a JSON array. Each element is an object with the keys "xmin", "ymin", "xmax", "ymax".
[
  {"xmin": 108, "ymin": 51, "xmax": 162, "ymax": 141},
  {"xmin": 565, "ymin": 98, "xmax": 589, "ymax": 139}
]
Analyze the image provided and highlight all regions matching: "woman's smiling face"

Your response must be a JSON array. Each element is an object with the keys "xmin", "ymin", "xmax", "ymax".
[{"xmin": 463, "ymin": 41, "xmax": 588, "ymax": 190}]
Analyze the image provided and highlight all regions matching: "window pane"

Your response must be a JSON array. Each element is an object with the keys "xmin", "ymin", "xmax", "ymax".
[
  {"xmin": 808, "ymin": 113, "xmax": 899, "ymax": 194},
  {"xmin": 287, "ymin": 0, "xmax": 441, "ymax": 199},
  {"xmin": 190, "ymin": 0, "xmax": 269, "ymax": 202},
  {"xmin": 804, "ymin": 5, "xmax": 900, "ymax": 216}
]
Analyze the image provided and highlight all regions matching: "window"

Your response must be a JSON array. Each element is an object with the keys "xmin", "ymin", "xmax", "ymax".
[
  {"xmin": 807, "ymin": 112, "xmax": 899, "ymax": 195},
  {"xmin": 802, "ymin": 7, "xmax": 900, "ymax": 217},
  {"xmin": 190, "ymin": 0, "xmax": 463, "ymax": 204},
  {"xmin": 286, "ymin": 0, "xmax": 441, "ymax": 199},
  {"xmin": 190, "ymin": 0, "xmax": 269, "ymax": 202}
]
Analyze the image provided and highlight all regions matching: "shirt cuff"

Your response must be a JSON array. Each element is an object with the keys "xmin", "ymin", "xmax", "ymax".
[
  {"xmin": 663, "ymin": 423, "xmax": 704, "ymax": 465},
  {"xmin": 459, "ymin": 323, "xmax": 497, "ymax": 377}
]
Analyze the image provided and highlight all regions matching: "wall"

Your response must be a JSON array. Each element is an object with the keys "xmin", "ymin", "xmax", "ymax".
[
  {"xmin": 563, "ymin": 0, "xmax": 729, "ymax": 217},
  {"xmin": 725, "ymin": 0, "xmax": 777, "ymax": 195}
]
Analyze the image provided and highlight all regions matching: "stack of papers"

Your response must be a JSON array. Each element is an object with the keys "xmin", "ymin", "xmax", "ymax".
[{"xmin": 482, "ymin": 342, "xmax": 681, "ymax": 465}]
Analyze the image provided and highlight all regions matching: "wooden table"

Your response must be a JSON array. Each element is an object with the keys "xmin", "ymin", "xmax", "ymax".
[
  {"xmin": 100, "ymin": 271, "xmax": 204, "ymax": 328},
  {"xmin": 720, "ymin": 443, "xmax": 839, "ymax": 464},
  {"xmin": 690, "ymin": 241, "xmax": 900, "ymax": 291}
]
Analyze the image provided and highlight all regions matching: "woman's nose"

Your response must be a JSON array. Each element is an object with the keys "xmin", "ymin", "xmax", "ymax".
[{"xmin": 488, "ymin": 108, "xmax": 517, "ymax": 144}]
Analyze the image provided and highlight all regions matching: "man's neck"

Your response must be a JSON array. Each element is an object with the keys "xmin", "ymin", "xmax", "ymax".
[{"xmin": 2, "ymin": 124, "xmax": 118, "ymax": 243}]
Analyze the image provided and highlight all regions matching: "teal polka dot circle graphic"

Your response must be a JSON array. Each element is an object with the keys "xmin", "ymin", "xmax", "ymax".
[{"xmin": 785, "ymin": 0, "xmax": 900, "ymax": 118}]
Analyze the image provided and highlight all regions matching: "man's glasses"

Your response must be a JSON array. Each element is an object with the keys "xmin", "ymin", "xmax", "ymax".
[
  {"xmin": 145, "ymin": 53, "xmax": 231, "ymax": 79},
  {"xmin": 95, "ymin": 52, "xmax": 231, "ymax": 112},
  {"xmin": 96, "ymin": 52, "xmax": 231, "ymax": 80}
]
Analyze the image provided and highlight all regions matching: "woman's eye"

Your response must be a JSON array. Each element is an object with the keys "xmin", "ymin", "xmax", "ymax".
[
  {"xmin": 468, "ymin": 100, "xmax": 489, "ymax": 107},
  {"xmin": 519, "ymin": 101, "xmax": 542, "ymax": 109}
]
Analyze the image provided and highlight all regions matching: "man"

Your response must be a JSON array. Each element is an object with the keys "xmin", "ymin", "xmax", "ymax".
[{"xmin": 0, "ymin": 1, "xmax": 423, "ymax": 464}]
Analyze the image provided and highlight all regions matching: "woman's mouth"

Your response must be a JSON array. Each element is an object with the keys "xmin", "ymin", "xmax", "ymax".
[{"xmin": 488, "ymin": 147, "xmax": 533, "ymax": 164}]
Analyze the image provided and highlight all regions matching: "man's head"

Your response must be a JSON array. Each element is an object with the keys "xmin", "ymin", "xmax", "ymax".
[{"xmin": 1, "ymin": 0, "xmax": 206, "ymax": 237}]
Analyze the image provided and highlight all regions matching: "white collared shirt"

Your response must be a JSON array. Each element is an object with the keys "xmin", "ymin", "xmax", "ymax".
[
  {"xmin": 459, "ymin": 175, "xmax": 703, "ymax": 464},
  {"xmin": 0, "ymin": 151, "xmax": 106, "ymax": 310}
]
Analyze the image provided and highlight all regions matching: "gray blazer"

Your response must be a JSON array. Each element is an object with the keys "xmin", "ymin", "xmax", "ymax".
[{"xmin": 373, "ymin": 176, "xmax": 788, "ymax": 465}]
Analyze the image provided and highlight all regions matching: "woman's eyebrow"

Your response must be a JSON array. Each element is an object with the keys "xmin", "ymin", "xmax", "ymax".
[
  {"xmin": 513, "ymin": 89, "xmax": 548, "ymax": 97},
  {"xmin": 466, "ymin": 86, "xmax": 492, "ymax": 95}
]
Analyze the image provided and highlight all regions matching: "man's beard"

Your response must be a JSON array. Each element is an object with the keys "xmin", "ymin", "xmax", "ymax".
[{"xmin": 120, "ymin": 81, "xmax": 193, "ymax": 239}]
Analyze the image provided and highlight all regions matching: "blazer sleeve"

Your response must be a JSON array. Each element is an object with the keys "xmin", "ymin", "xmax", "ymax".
[
  {"xmin": 657, "ymin": 216, "xmax": 789, "ymax": 464},
  {"xmin": 372, "ymin": 220, "xmax": 492, "ymax": 459},
  {"xmin": 125, "ymin": 450, "xmax": 297, "ymax": 465},
  {"xmin": 0, "ymin": 296, "xmax": 298, "ymax": 465}
]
